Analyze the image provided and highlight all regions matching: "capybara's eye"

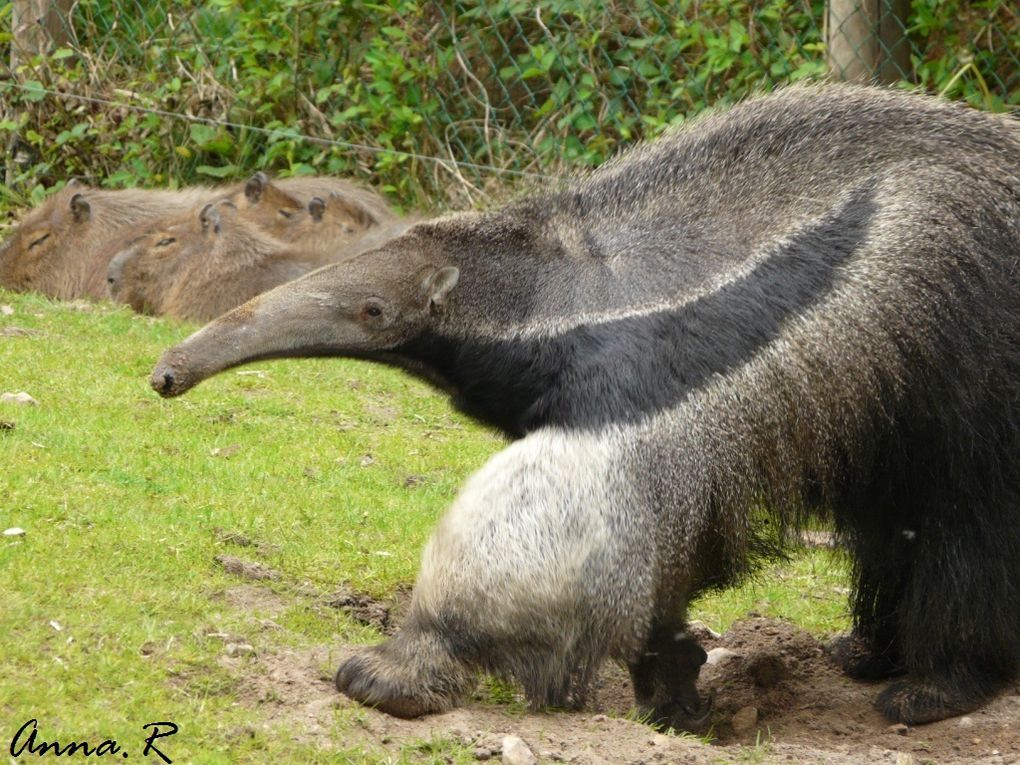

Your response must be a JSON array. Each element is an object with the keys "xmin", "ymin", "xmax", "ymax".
[
  {"xmin": 156, "ymin": 237, "xmax": 176, "ymax": 247},
  {"xmin": 278, "ymin": 209, "xmax": 293, "ymax": 219},
  {"xmin": 28, "ymin": 233, "xmax": 50, "ymax": 249}
]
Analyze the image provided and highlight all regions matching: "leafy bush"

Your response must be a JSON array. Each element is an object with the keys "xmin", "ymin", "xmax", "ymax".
[{"xmin": 0, "ymin": 0, "xmax": 1016, "ymax": 212}]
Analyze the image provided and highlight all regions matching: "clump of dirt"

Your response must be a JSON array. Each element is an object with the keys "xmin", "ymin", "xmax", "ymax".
[
  {"xmin": 323, "ymin": 583, "xmax": 412, "ymax": 635},
  {"xmin": 214, "ymin": 554, "xmax": 281, "ymax": 582},
  {"xmin": 593, "ymin": 616, "xmax": 1020, "ymax": 763}
]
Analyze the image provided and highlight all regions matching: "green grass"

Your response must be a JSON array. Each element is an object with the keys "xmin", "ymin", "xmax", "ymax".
[{"xmin": 0, "ymin": 287, "xmax": 850, "ymax": 762}]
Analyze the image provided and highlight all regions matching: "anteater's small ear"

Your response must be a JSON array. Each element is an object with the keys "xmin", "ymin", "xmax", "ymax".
[
  {"xmin": 244, "ymin": 171, "xmax": 269, "ymax": 203},
  {"xmin": 200, "ymin": 203, "xmax": 221, "ymax": 234},
  {"xmin": 308, "ymin": 196, "xmax": 326, "ymax": 222},
  {"xmin": 422, "ymin": 266, "xmax": 459, "ymax": 309},
  {"xmin": 69, "ymin": 193, "xmax": 91, "ymax": 222}
]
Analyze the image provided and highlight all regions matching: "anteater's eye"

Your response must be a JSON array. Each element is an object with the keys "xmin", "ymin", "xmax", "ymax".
[
  {"xmin": 156, "ymin": 237, "xmax": 176, "ymax": 247},
  {"xmin": 365, "ymin": 305, "xmax": 382, "ymax": 318},
  {"xmin": 28, "ymin": 233, "xmax": 50, "ymax": 249}
]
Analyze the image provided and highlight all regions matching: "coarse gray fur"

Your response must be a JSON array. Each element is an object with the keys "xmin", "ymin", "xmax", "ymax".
[{"xmin": 150, "ymin": 84, "xmax": 1020, "ymax": 728}]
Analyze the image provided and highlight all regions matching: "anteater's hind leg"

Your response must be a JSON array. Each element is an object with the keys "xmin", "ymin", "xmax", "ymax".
[
  {"xmin": 840, "ymin": 485, "xmax": 1018, "ymax": 724},
  {"xmin": 874, "ymin": 500, "xmax": 1018, "ymax": 724}
]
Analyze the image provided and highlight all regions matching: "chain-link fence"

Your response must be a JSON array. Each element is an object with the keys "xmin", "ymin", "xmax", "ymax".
[{"xmin": 1, "ymin": 1, "xmax": 1018, "ymax": 209}]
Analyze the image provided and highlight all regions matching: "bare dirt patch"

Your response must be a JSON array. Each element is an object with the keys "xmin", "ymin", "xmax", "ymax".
[
  {"xmin": 214, "ymin": 554, "xmax": 281, "ymax": 581},
  {"xmin": 205, "ymin": 597, "xmax": 1020, "ymax": 764},
  {"xmin": 207, "ymin": 561, "xmax": 1019, "ymax": 763}
]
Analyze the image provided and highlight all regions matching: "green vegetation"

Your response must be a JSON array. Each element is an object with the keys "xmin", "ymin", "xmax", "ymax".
[
  {"xmin": 0, "ymin": 288, "xmax": 850, "ymax": 761},
  {"xmin": 0, "ymin": 0, "xmax": 1015, "ymax": 210}
]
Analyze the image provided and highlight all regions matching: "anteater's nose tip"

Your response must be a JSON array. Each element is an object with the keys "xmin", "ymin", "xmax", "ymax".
[{"xmin": 150, "ymin": 364, "xmax": 178, "ymax": 397}]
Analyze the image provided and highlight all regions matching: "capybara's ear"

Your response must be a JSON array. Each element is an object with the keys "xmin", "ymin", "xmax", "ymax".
[
  {"xmin": 244, "ymin": 171, "xmax": 270, "ymax": 203},
  {"xmin": 308, "ymin": 196, "xmax": 326, "ymax": 222},
  {"xmin": 200, "ymin": 203, "xmax": 221, "ymax": 235},
  {"xmin": 69, "ymin": 193, "xmax": 91, "ymax": 223}
]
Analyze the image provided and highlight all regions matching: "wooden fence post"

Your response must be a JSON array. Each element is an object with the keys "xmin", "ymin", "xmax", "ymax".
[
  {"xmin": 826, "ymin": 0, "xmax": 910, "ymax": 84},
  {"xmin": 10, "ymin": 0, "xmax": 73, "ymax": 70}
]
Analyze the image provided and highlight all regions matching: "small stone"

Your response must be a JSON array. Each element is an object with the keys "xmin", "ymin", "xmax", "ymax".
[
  {"xmin": 3, "ymin": 527, "xmax": 26, "ymax": 537},
  {"xmin": 886, "ymin": 723, "xmax": 909, "ymax": 736},
  {"xmin": 651, "ymin": 733, "xmax": 670, "ymax": 747},
  {"xmin": 731, "ymin": 705, "xmax": 759, "ymax": 734},
  {"xmin": 798, "ymin": 529, "xmax": 836, "ymax": 548},
  {"xmin": 210, "ymin": 443, "xmax": 241, "ymax": 458},
  {"xmin": 359, "ymin": 454, "xmax": 375, "ymax": 467},
  {"xmin": 225, "ymin": 642, "xmax": 255, "ymax": 657},
  {"xmin": 1, "ymin": 391, "xmax": 38, "ymax": 406},
  {"xmin": 501, "ymin": 736, "xmax": 537, "ymax": 765},
  {"xmin": 473, "ymin": 748, "xmax": 492, "ymax": 761},
  {"xmin": 1, "ymin": 304, "xmax": 13, "ymax": 315},
  {"xmin": 971, "ymin": 737, "xmax": 982, "ymax": 745},
  {"xmin": 706, "ymin": 647, "xmax": 740, "ymax": 665},
  {"xmin": 957, "ymin": 716, "xmax": 975, "ymax": 728},
  {"xmin": 591, "ymin": 714, "xmax": 609, "ymax": 723},
  {"xmin": 895, "ymin": 753, "xmax": 914, "ymax": 765},
  {"xmin": 0, "ymin": 421, "xmax": 15, "ymax": 430}
]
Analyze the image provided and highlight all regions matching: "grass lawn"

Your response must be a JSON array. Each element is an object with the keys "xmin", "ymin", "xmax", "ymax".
[{"xmin": 0, "ymin": 288, "xmax": 850, "ymax": 763}]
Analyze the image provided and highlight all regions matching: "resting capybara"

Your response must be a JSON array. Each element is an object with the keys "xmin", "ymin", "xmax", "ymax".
[
  {"xmin": 0, "ymin": 181, "xmax": 231, "ymax": 300},
  {"xmin": 274, "ymin": 192, "xmax": 410, "ymax": 258},
  {"xmin": 108, "ymin": 199, "xmax": 357, "ymax": 322},
  {"xmin": 151, "ymin": 85, "xmax": 1020, "ymax": 729},
  {"xmin": 236, "ymin": 172, "xmax": 395, "ymax": 242}
]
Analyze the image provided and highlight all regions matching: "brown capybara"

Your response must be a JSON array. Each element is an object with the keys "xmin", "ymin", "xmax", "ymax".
[
  {"xmin": 0, "ymin": 180, "xmax": 232, "ymax": 300},
  {"xmin": 274, "ymin": 191, "xmax": 410, "ymax": 257},
  {"xmin": 106, "ymin": 198, "xmax": 343, "ymax": 322},
  {"xmin": 235, "ymin": 172, "xmax": 395, "ymax": 242}
]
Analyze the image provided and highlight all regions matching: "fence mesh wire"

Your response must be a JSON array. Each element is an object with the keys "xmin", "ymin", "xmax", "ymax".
[{"xmin": 1, "ymin": 0, "xmax": 1018, "ymax": 208}]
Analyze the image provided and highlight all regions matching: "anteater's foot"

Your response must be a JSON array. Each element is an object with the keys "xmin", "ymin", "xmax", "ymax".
[
  {"xmin": 335, "ymin": 633, "xmax": 471, "ymax": 718},
  {"xmin": 876, "ymin": 674, "xmax": 1000, "ymax": 725},
  {"xmin": 642, "ymin": 691, "xmax": 715, "ymax": 734},
  {"xmin": 828, "ymin": 632, "xmax": 904, "ymax": 681}
]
